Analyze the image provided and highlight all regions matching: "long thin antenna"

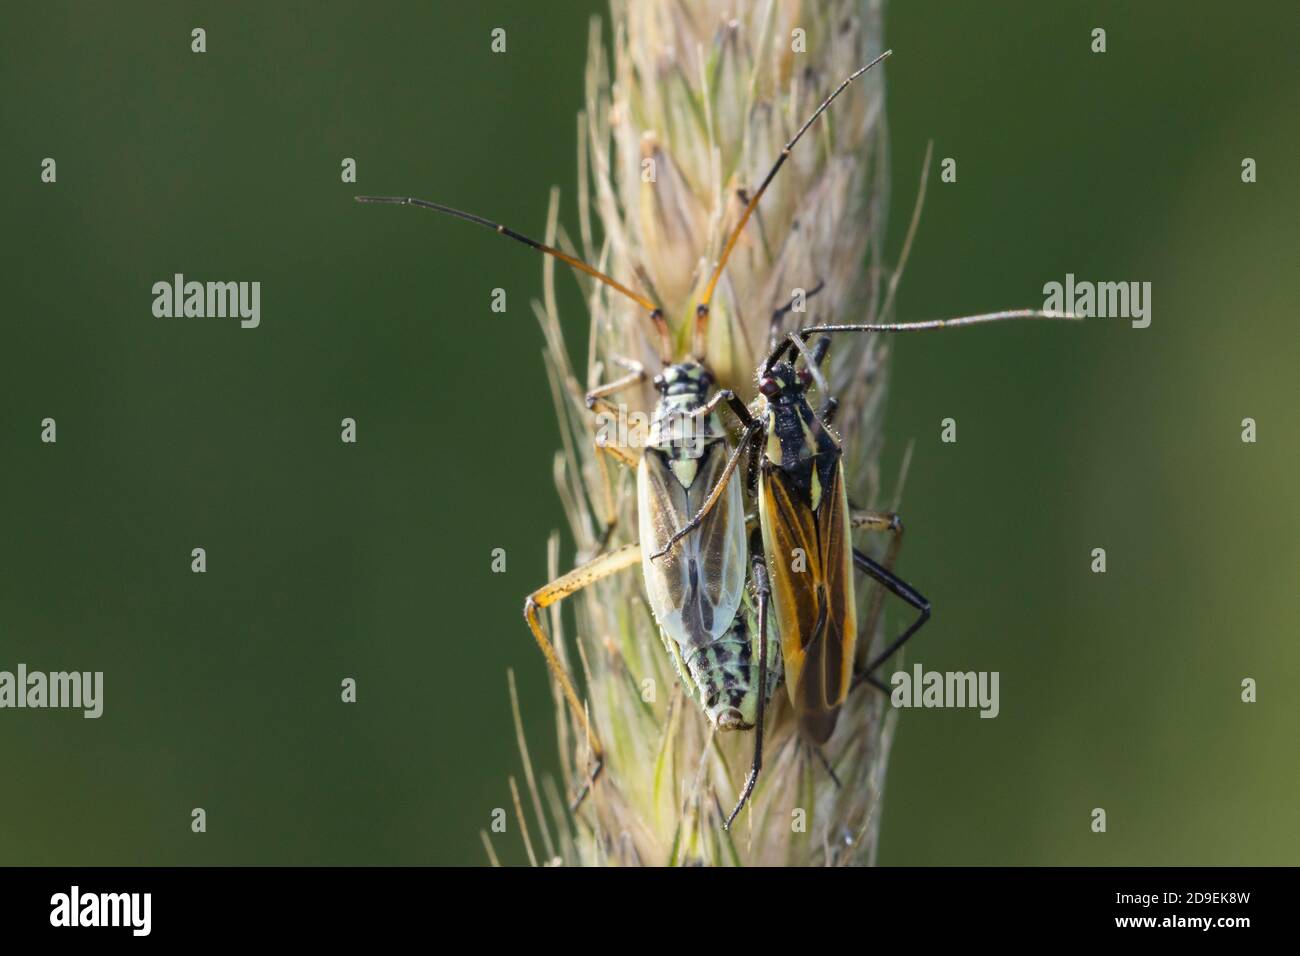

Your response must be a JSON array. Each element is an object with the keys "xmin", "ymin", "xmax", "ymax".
[
  {"xmin": 356, "ymin": 195, "xmax": 673, "ymax": 361},
  {"xmin": 764, "ymin": 309, "xmax": 1081, "ymax": 371},
  {"xmin": 696, "ymin": 50, "xmax": 892, "ymax": 324},
  {"xmin": 798, "ymin": 308, "xmax": 1082, "ymax": 335}
]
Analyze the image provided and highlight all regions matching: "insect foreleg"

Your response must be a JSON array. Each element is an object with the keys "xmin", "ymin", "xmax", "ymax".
[
  {"xmin": 648, "ymin": 427, "xmax": 754, "ymax": 560},
  {"xmin": 523, "ymin": 542, "xmax": 642, "ymax": 809},
  {"xmin": 819, "ymin": 396, "xmax": 840, "ymax": 426},
  {"xmin": 786, "ymin": 331, "xmax": 833, "ymax": 403},
  {"xmin": 849, "ymin": 546, "xmax": 931, "ymax": 694},
  {"xmin": 584, "ymin": 357, "xmax": 647, "ymax": 412},
  {"xmin": 686, "ymin": 388, "xmax": 759, "ymax": 432},
  {"xmin": 745, "ymin": 433, "xmax": 762, "ymax": 496},
  {"xmin": 722, "ymin": 393, "xmax": 759, "ymax": 431}
]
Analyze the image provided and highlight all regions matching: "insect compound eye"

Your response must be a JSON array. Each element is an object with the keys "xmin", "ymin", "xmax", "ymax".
[
  {"xmin": 653, "ymin": 373, "xmax": 666, "ymax": 391},
  {"xmin": 758, "ymin": 376, "xmax": 780, "ymax": 397},
  {"xmin": 796, "ymin": 367, "xmax": 813, "ymax": 387}
]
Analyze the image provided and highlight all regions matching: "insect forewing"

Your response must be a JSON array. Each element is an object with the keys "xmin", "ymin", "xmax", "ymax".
[
  {"xmin": 759, "ymin": 460, "xmax": 857, "ymax": 744},
  {"xmin": 637, "ymin": 439, "xmax": 747, "ymax": 662}
]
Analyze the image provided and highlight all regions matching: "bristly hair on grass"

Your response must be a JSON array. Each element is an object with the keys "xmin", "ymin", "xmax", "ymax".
[{"xmin": 498, "ymin": 0, "xmax": 921, "ymax": 866}]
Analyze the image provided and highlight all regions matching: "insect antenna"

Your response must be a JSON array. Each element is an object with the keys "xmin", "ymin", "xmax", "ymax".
[
  {"xmin": 356, "ymin": 194, "xmax": 673, "ymax": 362},
  {"xmin": 796, "ymin": 308, "xmax": 1082, "ymax": 337},
  {"xmin": 692, "ymin": 49, "xmax": 893, "ymax": 354},
  {"xmin": 760, "ymin": 308, "xmax": 1081, "ymax": 374}
]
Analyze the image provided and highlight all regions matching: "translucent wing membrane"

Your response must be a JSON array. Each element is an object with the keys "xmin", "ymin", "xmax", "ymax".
[{"xmin": 637, "ymin": 441, "xmax": 747, "ymax": 654}]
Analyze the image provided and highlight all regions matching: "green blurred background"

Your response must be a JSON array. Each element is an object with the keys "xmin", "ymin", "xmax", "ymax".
[{"xmin": 1, "ymin": 1, "xmax": 1295, "ymax": 866}]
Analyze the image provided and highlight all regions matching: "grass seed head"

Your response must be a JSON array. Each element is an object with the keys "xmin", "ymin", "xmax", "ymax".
[{"xmin": 524, "ymin": 0, "xmax": 899, "ymax": 867}]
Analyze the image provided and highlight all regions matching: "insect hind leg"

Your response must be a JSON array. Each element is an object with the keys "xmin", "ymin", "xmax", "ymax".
[
  {"xmin": 849, "ymin": 545, "xmax": 931, "ymax": 694},
  {"xmin": 523, "ymin": 542, "xmax": 642, "ymax": 809}
]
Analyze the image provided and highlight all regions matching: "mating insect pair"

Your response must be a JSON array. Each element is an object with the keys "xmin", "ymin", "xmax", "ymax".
[
  {"xmin": 358, "ymin": 49, "xmax": 1078, "ymax": 828},
  {"xmin": 506, "ymin": 321, "xmax": 922, "ymax": 830}
]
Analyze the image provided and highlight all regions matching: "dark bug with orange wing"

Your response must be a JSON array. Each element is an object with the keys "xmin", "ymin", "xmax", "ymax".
[{"xmin": 656, "ymin": 305, "xmax": 1081, "ymax": 763}]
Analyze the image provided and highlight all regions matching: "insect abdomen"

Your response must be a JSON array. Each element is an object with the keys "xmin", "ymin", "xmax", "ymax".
[{"xmin": 683, "ymin": 613, "xmax": 783, "ymax": 732}]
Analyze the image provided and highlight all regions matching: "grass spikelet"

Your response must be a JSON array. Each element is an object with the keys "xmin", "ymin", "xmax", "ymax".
[{"xmin": 518, "ymin": 0, "xmax": 903, "ymax": 866}]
